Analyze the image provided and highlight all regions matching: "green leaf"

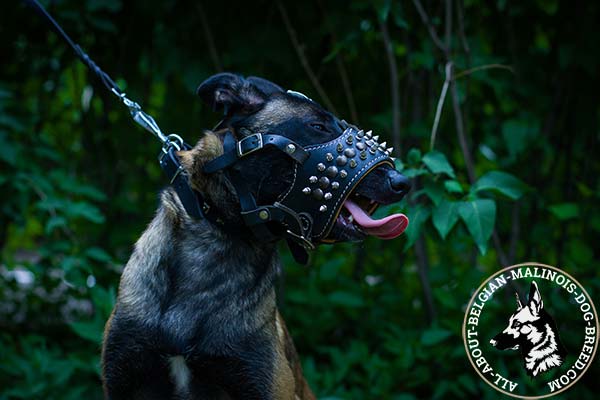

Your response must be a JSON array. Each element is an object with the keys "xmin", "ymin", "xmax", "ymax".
[
  {"xmin": 458, "ymin": 199, "xmax": 497, "ymax": 254},
  {"xmin": 421, "ymin": 328, "xmax": 452, "ymax": 345},
  {"xmin": 85, "ymin": 247, "xmax": 113, "ymax": 263},
  {"xmin": 548, "ymin": 203, "xmax": 579, "ymax": 220},
  {"xmin": 422, "ymin": 151, "xmax": 456, "ymax": 178},
  {"xmin": 403, "ymin": 204, "xmax": 431, "ymax": 250},
  {"xmin": 471, "ymin": 171, "xmax": 528, "ymax": 200},
  {"xmin": 423, "ymin": 179, "xmax": 444, "ymax": 205},
  {"xmin": 45, "ymin": 216, "xmax": 67, "ymax": 235},
  {"xmin": 444, "ymin": 180, "xmax": 463, "ymax": 194},
  {"xmin": 66, "ymin": 201, "xmax": 105, "ymax": 224},
  {"xmin": 329, "ymin": 291, "xmax": 364, "ymax": 308},
  {"xmin": 407, "ymin": 148, "xmax": 422, "ymax": 165},
  {"xmin": 432, "ymin": 200, "xmax": 460, "ymax": 239}
]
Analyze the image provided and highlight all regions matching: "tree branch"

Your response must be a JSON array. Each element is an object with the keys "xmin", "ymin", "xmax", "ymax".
[
  {"xmin": 197, "ymin": 2, "xmax": 222, "ymax": 72},
  {"xmin": 453, "ymin": 63, "xmax": 514, "ymax": 80},
  {"xmin": 412, "ymin": 0, "xmax": 447, "ymax": 54},
  {"xmin": 378, "ymin": 17, "xmax": 401, "ymax": 154},
  {"xmin": 277, "ymin": 1, "xmax": 337, "ymax": 114},
  {"xmin": 430, "ymin": 62, "xmax": 452, "ymax": 150}
]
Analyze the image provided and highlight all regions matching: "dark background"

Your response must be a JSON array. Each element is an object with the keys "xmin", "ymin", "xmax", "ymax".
[{"xmin": 1, "ymin": 0, "xmax": 599, "ymax": 398}]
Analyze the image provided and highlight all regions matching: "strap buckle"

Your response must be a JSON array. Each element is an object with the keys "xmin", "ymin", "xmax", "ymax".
[{"xmin": 237, "ymin": 133, "xmax": 263, "ymax": 157}]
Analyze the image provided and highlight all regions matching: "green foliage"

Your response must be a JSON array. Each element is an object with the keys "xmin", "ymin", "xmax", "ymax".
[{"xmin": 2, "ymin": 0, "xmax": 600, "ymax": 398}]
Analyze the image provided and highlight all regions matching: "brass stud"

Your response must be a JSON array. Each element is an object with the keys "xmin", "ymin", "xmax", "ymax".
[
  {"xmin": 344, "ymin": 148, "xmax": 356, "ymax": 158},
  {"xmin": 356, "ymin": 142, "xmax": 366, "ymax": 151},
  {"xmin": 331, "ymin": 181, "xmax": 340, "ymax": 190},
  {"xmin": 319, "ymin": 177, "xmax": 330, "ymax": 189},
  {"xmin": 302, "ymin": 187, "xmax": 311, "ymax": 195},
  {"xmin": 317, "ymin": 163, "xmax": 326, "ymax": 172},
  {"xmin": 369, "ymin": 145, "xmax": 378, "ymax": 154},
  {"xmin": 312, "ymin": 189, "xmax": 324, "ymax": 200},
  {"xmin": 324, "ymin": 192, "xmax": 332, "ymax": 200},
  {"xmin": 325, "ymin": 166, "xmax": 338, "ymax": 178},
  {"xmin": 336, "ymin": 155, "xmax": 348, "ymax": 166},
  {"xmin": 319, "ymin": 205, "xmax": 328, "ymax": 212},
  {"xmin": 325, "ymin": 152, "xmax": 334, "ymax": 162},
  {"xmin": 336, "ymin": 143, "xmax": 344, "ymax": 152},
  {"xmin": 286, "ymin": 143, "xmax": 296, "ymax": 154},
  {"xmin": 340, "ymin": 170, "xmax": 348, "ymax": 178},
  {"xmin": 360, "ymin": 151, "xmax": 367, "ymax": 160},
  {"xmin": 259, "ymin": 210, "xmax": 269, "ymax": 220},
  {"xmin": 346, "ymin": 136, "xmax": 354, "ymax": 145},
  {"xmin": 309, "ymin": 176, "xmax": 318, "ymax": 183},
  {"xmin": 349, "ymin": 159, "xmax": 357, "ymax": 168}
]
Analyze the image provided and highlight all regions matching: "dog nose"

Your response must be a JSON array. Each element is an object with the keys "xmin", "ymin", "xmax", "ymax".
[{"xmin": 387, "ymin": 169, "xmax": 411, "ymax": 195}]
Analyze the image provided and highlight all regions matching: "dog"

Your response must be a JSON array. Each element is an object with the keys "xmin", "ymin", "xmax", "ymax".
[
  {"xmin": 489, "ymin": 281, "xmax": 567, "ymax": 377},
  {"xmin": 101, "ymin": 73, "xmax": 411, "ymax": 399}
]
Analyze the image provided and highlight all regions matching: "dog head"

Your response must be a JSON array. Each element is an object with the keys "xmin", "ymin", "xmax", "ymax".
[
  {"xmin": 489, "ymin": 281, "xmax": 546, "ymax": 351},
  {"xmin": 180, "ymin": 73, "xmax": 410, "ymax": 243}
]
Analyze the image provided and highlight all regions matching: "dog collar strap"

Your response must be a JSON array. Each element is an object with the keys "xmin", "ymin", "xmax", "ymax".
[
  {"xmin": 203, "ymin": 131, "xmax": 309, "ymax": 174},
  {"xmin": 159, "ymin": 144, "xmax": 229, "ymax": 227}
]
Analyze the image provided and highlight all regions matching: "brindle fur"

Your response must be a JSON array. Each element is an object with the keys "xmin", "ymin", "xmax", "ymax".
[{"xmin": 102, "ymin": 73, "xmax": 410, "ymax": 399}]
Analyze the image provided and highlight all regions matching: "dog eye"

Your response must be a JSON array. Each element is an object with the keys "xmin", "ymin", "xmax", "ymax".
[{"xmin": 310, "ymin": 123, "xmax": 328, "ymax": 132}]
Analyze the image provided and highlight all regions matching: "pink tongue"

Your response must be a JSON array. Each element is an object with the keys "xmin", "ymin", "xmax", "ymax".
[{"xmin": 343, "ymin": 199, "xmax": 409, "ymax": 239}]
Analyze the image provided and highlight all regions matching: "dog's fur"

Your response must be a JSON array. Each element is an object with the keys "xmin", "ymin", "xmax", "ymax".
[
  {"xmin": 490, "ymin": 281, "xmax": 567, "ymax": 377},
  {"xmin": 101, "ymin": 73, "xmax": 410, "ymax": 399}
]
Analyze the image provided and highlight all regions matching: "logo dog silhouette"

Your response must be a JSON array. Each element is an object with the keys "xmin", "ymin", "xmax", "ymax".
[{"xmin": 490, "ymin": 281, "xmax": 567, "ymax": 377}]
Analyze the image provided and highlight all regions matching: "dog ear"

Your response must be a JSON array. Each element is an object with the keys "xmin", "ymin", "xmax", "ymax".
[
  {"xmin": 196, "ymin": 73, "xmax": 274, "ymax": 115},
  {"xmin": 527, "ymin": 281, "xmax": 543, "ymax": 315},
  {"xmin": 246, "ymin": 76, "xmax": 284, "ymax": 96}
]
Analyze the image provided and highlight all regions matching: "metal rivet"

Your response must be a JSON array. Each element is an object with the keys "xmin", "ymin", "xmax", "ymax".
[
  {"xmin": 349, "ymin": 159, "xmax": 357, "ymax": 168},
  {"xmin": 319, "ymin": 177, "xmax": 330, "ymax": 189},
  {"xmin": 336, "ymin": 143, "xmax": 344, "ymax": 152},
  {"xmin": 286, "ymin": 143, "xmax": 296, "ymax": 154},
  {"xmin": 340, "ymin": 170, "xmax": 348, "ymax": 178},
  {"xmin": 356, "ymin": 142, "xmax": 366, "ymax": 151},
  {"xmin": 336, "ymin": 155, "xmax": 347, "ymax": 166},
  {"xmin": 324, "ymin": 192, "xmax": 332, "ymax": 200},
  {"xmin": 259, "ymin": 210, "xmax": 269, "ymax": 220},
  {"xmin": 357, "ymin": 130, "xmax": 364, "ymax": 138},
  {"xmin": 325, "ymin": 166, "xmax": 338, "ymax": 178},
  {"xmin": 312, "ymin": 189, "xmax": 324, "ymax": 200},
  {"xmin": 373, "ymin": 135, "xmax": 380, "ymax": 142},
  {"xmin": 331, "ymin": 181, "xmax": 340, "ymax": 190},
  {"xmin": 302, "ymin": 187, "xmax": 311, "ymax": 195},
  {"xmin": 317, "ymin": 163, "xmax": 326, "ymax": 172},
  {"xmin": 360, "ymin": 151, "xmax": 367, "ymax": 160},
  {"xmin": 369, "ymin": 145, "xmax": 378, "ymax": 154},
  {"xmin": 346, "ymin": 136, "xmax": 354, "ymax": 145},
  {"xmin": 344, "ymin": 148, "xmax": 356, "ymax": 158},
  {"xmin": 365, "ymin": 130, "xmax": 373, "ymax": 138},
  {"xmin": 319, "ymin": 205, "xmax": 327, "ymax": 212},
  {"xmin": 325, "ymin": 152, "xmax": 334, "ymax": 162},
  {"xmin": 309, "ymin": 176, "xmax": 318, "ymax": 183},
  {"xmin": 365, "ymin": 139, "xmax": 374, "ymax": 147}
]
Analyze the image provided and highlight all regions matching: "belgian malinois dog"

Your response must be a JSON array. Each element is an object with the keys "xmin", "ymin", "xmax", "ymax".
[
  {"xmin": 490, "ymin": 281, "xmax": 567, "ymax": 377},
  {"xmin": 101, "ymin": 73, "xmax": 411, "ymax": 399}
]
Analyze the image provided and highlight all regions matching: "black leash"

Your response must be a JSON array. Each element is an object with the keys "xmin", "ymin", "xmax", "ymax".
[{"xmin": 23, "ymin": 0, "xmax": 231, "ymax": 225}]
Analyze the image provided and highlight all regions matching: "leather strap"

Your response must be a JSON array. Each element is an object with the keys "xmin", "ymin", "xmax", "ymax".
[{"xmin": 203, "ymin": 131, "xmax": 309, "ymax": 173}]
